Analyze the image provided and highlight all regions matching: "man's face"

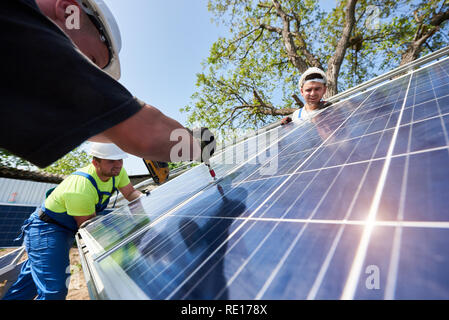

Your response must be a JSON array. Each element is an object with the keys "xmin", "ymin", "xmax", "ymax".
[
  {"xmin": 300, "ymin": 82, "xmax": 327, "ymax": 106},
  {"xmin": 95, "ymin": 159, "xmax": 123, "ymax": 178},
  {"xmin": 52, "ymin": 1, "xmax": 110, "ymax": 69},
  {"xmin": 73, "ymin": 26, "xmax": 110, "ymax": 69},
  {"xmin": 66, "ymin": 15, "xmax": 110, "ymax": 69}
]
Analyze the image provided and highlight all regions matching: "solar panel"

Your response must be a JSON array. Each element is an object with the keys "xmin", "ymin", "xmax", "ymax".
[
  {"xmin": 0, "ymin": 205, "xmax": 35, "ymax": 247},
  {"xmin": 78, "ymin": 55, "xmax": 449, "ymax": 300},
  {"xmin": 0, "ymin": 247, "xmax": 25, "ymax": 272},
  {"xmin": 0, "ymin": 205, "xmax": 112, "ymax": 249}
]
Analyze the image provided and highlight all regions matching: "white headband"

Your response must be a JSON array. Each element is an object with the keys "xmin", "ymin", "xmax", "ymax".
[{"xmin": 304, "ymin": 78, "xmax": 326, "ymax": 86}]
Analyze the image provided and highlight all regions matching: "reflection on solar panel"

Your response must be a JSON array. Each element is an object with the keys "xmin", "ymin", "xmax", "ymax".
[{"xmin": 78, "ymin": 54, "xmax": 449, "ymax": 300}]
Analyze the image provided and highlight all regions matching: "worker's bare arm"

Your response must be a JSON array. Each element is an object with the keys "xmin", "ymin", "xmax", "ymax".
[
  {"xmin": 89, "ymin": 104, "xmax": 198, "ymax": 162},
  {"xmin": 119, "ymin": 183, "xmax": 143, "ymax": 202},
  {"xmin": 74, "ymin": 213, "xmax": 96, "ymax": 228}
]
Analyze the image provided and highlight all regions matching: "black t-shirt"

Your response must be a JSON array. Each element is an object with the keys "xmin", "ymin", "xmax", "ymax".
[{"xmin": 0, "ymin": 0, "xmax": 143, "ymax": 167}]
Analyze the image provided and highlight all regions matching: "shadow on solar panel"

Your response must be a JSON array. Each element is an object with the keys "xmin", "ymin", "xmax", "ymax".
[{"xmin": 77, "ymin": 53, "xmax": 449, "ymax": 300}]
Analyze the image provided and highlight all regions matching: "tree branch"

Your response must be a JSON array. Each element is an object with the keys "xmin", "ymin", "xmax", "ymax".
[
  {"xmin": 291, "ymin": 11, "xmax": 323, "ymax": 68},
  {"xmin": 232, "ymin": 104, "xmax": 297, "ymax": 116},
  {"xmin": 400, "ymin": 5, "xmax": 449, "ymax": 65},
  {"xmin": 252, "ymin": 89, "xmax": 298, "ymax": 115},
  {"xmin": 240, "ymin": 28, "xmax": 265, "ymax": 60},
  {"xmin": 292, "ymin": 94, "xmax": 304, "ymax": 108},
  {"xmin": 430, "ymin": 6, "xmax": 449, "ymax": 26},
  {"xmin": 218, "ymin": 106, "xmax": 247, "ymax": 130},
  {"xmin": 270, "ymin": 0, "xmax": 309, "ymax": 71},
  {"xmin": 259, "ymin": 23, "xmax": 283, "ymax": 34},
  {"xmin": 326, "ymin": 0, "xmax": 358, "ymax": 97}
]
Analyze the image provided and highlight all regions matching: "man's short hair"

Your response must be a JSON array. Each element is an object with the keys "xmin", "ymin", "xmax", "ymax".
[{"xmin": 304, "ymin": 73, "xmax": 325, "ymax": 82}]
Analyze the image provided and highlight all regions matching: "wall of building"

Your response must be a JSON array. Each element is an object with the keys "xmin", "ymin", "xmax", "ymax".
[{"xmin": 0, "ymin": 178, "xmax": 58, "ymax": 206}]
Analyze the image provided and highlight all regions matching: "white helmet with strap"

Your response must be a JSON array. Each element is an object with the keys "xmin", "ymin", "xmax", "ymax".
[
  {"xmin": 75, "ymin": 0, "xmax": 122, "ymax": 80},
  {"xmin": 89, "ymin": 142, "xmax": 128, "ymax": 160}
]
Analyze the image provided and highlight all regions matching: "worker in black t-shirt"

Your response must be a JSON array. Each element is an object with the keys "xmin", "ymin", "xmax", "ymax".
[{"xmin": 0, "ymin": 0, "xmax": 214, "ymax": 168}]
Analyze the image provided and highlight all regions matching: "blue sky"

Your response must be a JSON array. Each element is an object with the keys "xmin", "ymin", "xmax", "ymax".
[
  {"xmin": 101, "ymin": 0, "xmax": 228, "ymax": 174},
  {"xmin": 104, "ymin": 0, "xmax": 227, "ymax": 125},
  {"xmin": 98, "ymin": 1, "xmax": 337, "ymax": 175}
]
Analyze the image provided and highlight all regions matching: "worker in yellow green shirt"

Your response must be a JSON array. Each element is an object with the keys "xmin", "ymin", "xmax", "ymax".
[{"xmin": 3, "ymin": 142, "xmax": 144, "ymax": 300}]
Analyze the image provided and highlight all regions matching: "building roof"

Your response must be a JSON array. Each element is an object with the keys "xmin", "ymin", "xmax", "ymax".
[{"xmin": 0, "ymin": 167, "xmax": 65, "ymax": 184}]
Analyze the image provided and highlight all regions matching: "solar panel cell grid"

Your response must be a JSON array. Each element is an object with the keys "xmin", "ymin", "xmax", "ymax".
[
  {"xmin": 82, "ymin": 57, "xmax": 449, "ymax": 299},
  {"xmin": 392, "ymin": 227, "xmax": 449, "ymax": 299},
  {"xmin": 0, "ymin": 205, "xmax": 35, "ymax": 247}
]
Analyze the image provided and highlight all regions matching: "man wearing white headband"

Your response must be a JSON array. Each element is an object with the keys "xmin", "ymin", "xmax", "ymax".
[{"xmin": 282, "ymin": 67, "xmax": 331, "ymax": 124}]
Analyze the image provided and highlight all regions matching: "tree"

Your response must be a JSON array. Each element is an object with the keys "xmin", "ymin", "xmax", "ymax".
[
  {"xmin": 0, "ymin": 148, "xmax": 33, "ymax": 169},
  {"xmin": 399, "ymin": 1, "xmax": 449, "ymax": 65},
  {"xmin": 1, "ymin": 146, "xmax": 90, "ymax": 176},
  {"xmin": 183, "ymin": 0, "xmax": 449, "ymax": 140},
  {"xmin": 40, "ymin": 147, "xmax": 91, "ymax": 176}
]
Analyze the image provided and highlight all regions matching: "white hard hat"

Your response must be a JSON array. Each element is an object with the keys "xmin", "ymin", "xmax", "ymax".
[
  {"xmin": 89, "ymin": 142, "xmax": 128, "ymax": 160},
  {"xmin": 75, "ymin": 0, "xmax": 122, "ymax": 80},
  {"xmin": 298, "ymin": 67, "xmax": 327, "ymax": 89}
]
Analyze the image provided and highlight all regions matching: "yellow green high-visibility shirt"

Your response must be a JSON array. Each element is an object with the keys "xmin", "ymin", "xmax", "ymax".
[{"xmin": 45, "ymin": 164, "xmax": 130, "ymax": 216}]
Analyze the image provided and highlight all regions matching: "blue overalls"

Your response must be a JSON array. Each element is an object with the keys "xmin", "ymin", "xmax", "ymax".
[
  {"xmin": 2, "ymin": 172, "xmax": 117, "ymax": 300},
  {"xmin": 295, "ymin": 108, "xmax": 303, "ymax": 120}
]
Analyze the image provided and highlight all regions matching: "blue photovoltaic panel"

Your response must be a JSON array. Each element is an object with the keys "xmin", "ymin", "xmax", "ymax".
[
  {"xmin": 0, "ymin": 205, "xmax": 112, "ymax": 248},
  {"xmin": 0, "ymin": 205, "xmax": 35, "ymax": 247},
  {"xmin": 0, "ymin": 247, "xmax": 24, "ymax": 270},
  {"xmin": 83, "ymin": 56, "xmax": 449, "ymax": 300}
]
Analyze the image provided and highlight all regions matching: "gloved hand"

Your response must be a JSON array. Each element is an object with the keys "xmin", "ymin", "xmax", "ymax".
[
  {"xmin": 187, "ymin": 127, "xmax": 216, "ymax": 162},
  {"xmin": 281, "ymin": 116, "xmax": 292, "ymax": 125}
]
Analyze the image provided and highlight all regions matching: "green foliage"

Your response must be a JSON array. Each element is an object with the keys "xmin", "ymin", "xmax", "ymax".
[
  {"xmin": 40, "ymin": 147, "xmax": 91, "ymax": 176},
  {"xmin": 184, "ymin": 0, "xmax": 449, "ymax": 141},
  {"xmin": 1, "ymin": 146, "xmax": 91, "ymax": 176},
  {"xmin": 167, "ymin": 162, "xmax": 199, "ymax": 170},
  {"xmin": 0, "ymin": 148, "xmax": 33, "ymax": 169},
  {"xmin": 168, "ymin": 162, "xmax": 187, "ymax": 170}
]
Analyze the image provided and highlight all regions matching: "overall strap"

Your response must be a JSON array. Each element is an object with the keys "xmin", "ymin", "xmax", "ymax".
[
  {"xmin": 109, "ymin": 176, "xmax": 118, "ymax": 209},
  {"xmin": 72, "ymin": 171, "xmax": 103, "ymax": 203},
  {"xmin": 111, "ymin": 176, "xmax": 117, "ymax": 193},
  {"xmin": 72, "ymin": 172, "xmax": 117, "ymax": 212}
]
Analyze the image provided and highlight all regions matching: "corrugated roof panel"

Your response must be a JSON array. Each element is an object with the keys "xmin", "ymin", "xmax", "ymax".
[{"xmin": 0, "ymin": 178, "xmax": 57, "ymax": 206}]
